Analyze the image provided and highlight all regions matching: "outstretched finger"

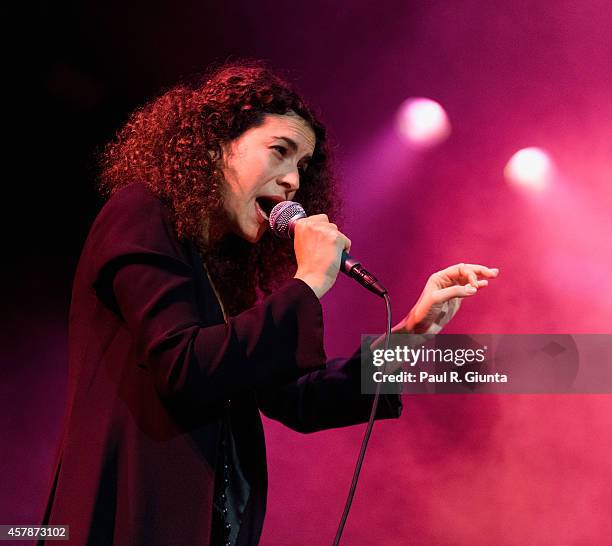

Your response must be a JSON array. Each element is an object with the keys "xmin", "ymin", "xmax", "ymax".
[
  {"xmin": 438, "ymin": 263, "xmax": 475, "ymax": 287},
  {"xmin": 432, "ymin": 283, "xmax": 478, "ymax": 303},
  {"xmin": 464, "ymin": 264, "xmax": 500, "ymax": 278},
  {"xmin": 458, "ymin": 263, "xmax": 479, "ymax": 289},
  {"xmin": 440, "ymin": 263, "xmax": 498, "ymax": 287}
]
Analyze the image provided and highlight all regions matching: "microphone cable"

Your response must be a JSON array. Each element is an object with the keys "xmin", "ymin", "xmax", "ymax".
[
  {"xmin": 267, "ymin": 199, "xmax": 395, "ymax": 543},
  {"xmin": 332, "ymin": 291, "xmax": 393, "ymax": 546}
]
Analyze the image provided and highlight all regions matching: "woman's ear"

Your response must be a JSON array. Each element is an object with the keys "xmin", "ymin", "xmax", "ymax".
[
  {"xmin": 210, "ymin": 141, "xmax": 234, "ymax": 166},
  {"xmin": 207, "ymin": 147, "xmax": 222, "ymax": 162}
]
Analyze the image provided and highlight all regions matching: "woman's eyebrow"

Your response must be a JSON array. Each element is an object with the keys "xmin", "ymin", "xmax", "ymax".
[{"xmin": 272, "ymin": 136, "xmax": 312, "ymax": 161}]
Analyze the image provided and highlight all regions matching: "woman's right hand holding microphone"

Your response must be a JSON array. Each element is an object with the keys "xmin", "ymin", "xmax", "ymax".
[{"xmin": 292, "ymin": 214, "xmax": 351, "ymax": 299}]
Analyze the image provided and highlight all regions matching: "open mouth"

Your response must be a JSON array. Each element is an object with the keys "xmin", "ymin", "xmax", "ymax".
[{"xmin": 255, "ymin": 196, "xmax": 281, "ymax": 221}]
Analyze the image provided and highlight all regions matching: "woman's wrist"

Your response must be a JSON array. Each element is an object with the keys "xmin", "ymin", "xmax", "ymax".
[{"xmin": 293, "ymin": 273, "xmax": 325, "ymax": 299}]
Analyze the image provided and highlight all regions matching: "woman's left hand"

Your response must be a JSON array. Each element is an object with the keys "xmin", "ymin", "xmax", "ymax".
[{"xmin": 394, "ymin": 263, "xmax": 499, "ymax": 335}]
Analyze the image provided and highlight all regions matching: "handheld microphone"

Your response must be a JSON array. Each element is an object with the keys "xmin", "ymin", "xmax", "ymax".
[{"xmin": 269, "ymin": 201, "xmax": 387, "ymax": 297}]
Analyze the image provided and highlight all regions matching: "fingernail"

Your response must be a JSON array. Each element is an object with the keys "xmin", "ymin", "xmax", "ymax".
[
  {"xmin": 491, "ymin": 268, "xmax": 499, "ymax": 274},
  {"xmin": 465, "ymin": 284, "xmax": 477, "ymax": 294}
]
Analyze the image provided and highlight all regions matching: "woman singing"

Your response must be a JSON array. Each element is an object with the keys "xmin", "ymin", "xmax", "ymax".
[{"xmin": 39, "ymin": 60, "xmax": 498, "ymax": 545}]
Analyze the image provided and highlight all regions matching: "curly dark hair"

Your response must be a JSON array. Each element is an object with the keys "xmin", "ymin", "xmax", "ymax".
[{"xmin": 98, "ymin": 60, "xmax": 340, "ymax": 315}]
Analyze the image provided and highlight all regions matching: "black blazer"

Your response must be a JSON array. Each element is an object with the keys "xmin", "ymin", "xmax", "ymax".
[{"xmin": 39, "ymin": 182, "xmax": 401, "ymax": 545}]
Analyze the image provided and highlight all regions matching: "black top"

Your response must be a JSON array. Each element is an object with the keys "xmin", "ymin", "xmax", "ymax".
[{"xmin": 38, "ymin": 182, "xmax": 402, "ymax": 545}]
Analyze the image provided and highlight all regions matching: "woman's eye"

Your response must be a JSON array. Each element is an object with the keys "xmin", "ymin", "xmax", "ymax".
[{"xmin": 272, "ymin": 145, "xmax": 287, "ymax": 156}]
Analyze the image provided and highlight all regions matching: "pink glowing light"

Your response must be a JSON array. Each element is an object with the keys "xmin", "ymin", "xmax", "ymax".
[
  {"xmin": 504, "ymin": 147, "xmax": 555, "ymax": 191},
  {"xmin": 396, "ymin": 98, "xmax": 451, "ymax": 147}
]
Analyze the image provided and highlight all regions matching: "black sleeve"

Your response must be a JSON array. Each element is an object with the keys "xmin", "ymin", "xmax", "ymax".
[
  {"xmin": 88, "ymin": 184, "xmax": 327, "ymax": 406},
  {"xmin": 257, "ymin": 342, "xmax": 403, "ymax": 433}
]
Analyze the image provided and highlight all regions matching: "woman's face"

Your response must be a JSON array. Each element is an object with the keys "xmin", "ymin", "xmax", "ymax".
[{"xmin": 218, "ymin": 112, "xmax": 316, "ymax": 243}]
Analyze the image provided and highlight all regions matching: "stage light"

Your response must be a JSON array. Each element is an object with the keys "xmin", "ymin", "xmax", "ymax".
[
  {"xmin": 396, "ymin": 98, "xmax": 451, "ymax": 147},
  {"xmin": 504, "ymin": 147, "xmax": 555, "ymax": 191}
]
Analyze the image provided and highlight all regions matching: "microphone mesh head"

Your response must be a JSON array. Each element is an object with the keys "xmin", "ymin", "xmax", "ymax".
[{"xmin": 269, "ymin": 201, "xmax": 306, "ymax": 239}]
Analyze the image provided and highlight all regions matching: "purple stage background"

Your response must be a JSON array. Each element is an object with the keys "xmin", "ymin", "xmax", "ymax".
[{"xmin": 3, "ymin": 1, "xmax": 612, "ymax": 544}]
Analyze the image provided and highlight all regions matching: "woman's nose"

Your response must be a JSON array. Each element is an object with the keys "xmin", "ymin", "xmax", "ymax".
[{"xmin": 277, "ymin": 167, "xmax": 300, "ymax": 193}]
